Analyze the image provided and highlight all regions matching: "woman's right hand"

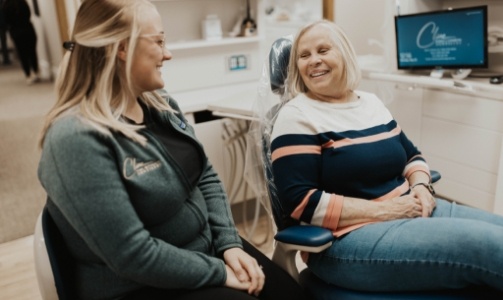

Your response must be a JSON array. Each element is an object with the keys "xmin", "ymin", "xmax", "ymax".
[
  {"xmin": 224, "ymin": 265, "xmax": 252, "ymax": 292},
  {"xmin": 378, "ymin": 195, "xmax": 424, "ymax": 220},
  {"xmin": 339, "ymin": 194, "xmax": 425, "ymax": 227}
]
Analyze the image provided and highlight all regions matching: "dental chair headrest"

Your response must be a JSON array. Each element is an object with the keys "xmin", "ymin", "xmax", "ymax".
[{"xmin": 269, "ymin": 36, "xmax": 292, "ymax": 95}]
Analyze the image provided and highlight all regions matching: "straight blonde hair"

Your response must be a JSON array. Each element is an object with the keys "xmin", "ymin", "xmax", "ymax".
[
  {"xmin": 286, "ymin": 20, "xmax": 361, "ymax": 98},
  {"xmin": 39, "ymin": 0, "xmax": 172, "ymax": 148}
]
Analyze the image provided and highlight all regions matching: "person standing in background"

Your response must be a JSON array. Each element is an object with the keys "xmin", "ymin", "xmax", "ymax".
[
  {"xmin": 0, "ymin": 0, "xmax": 12, "ymax": 65},
  {"xmin": 2, "ymin": 0, "xmax": 39, "ymax": 84}
]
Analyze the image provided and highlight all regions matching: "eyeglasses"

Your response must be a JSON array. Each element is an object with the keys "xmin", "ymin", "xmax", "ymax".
[{"xmin": 139, "ymin": 33, "xmax": 166, "ymax": 50}]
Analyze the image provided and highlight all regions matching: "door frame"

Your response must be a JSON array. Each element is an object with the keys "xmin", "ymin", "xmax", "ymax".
[{"xmin": 323, "ymin": 0, "xmax": 334, "ymax": 21}]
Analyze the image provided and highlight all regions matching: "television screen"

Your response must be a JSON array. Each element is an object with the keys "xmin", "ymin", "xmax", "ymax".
[{"xmin": 394, "ymin": 6, "xmax": 488, "ymax": 70}]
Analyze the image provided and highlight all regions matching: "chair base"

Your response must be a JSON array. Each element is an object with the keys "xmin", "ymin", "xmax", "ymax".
[{"xmin": 299, "ymin": 269, "xmax": 503, "ymax": 300}]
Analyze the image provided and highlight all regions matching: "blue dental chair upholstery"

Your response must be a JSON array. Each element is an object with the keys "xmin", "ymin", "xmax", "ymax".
[{"xmin": 265, "ymin": 36, "xmax": 503, "ymax": 300}]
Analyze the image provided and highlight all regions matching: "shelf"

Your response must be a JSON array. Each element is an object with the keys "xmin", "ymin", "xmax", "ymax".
[{"xmin": 167, "ymin": 36, "xmax": 262, "ymax": 51}]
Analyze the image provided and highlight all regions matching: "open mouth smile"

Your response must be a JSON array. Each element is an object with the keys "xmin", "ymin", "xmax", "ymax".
[{"xmin": 310, "ymin": 70, "xmax": 329, "ymax": 78}]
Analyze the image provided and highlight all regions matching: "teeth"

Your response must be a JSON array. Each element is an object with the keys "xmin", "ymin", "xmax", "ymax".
[{"xmin": 311, "ymin": 71, "xmax": 328, "ymax": 77}]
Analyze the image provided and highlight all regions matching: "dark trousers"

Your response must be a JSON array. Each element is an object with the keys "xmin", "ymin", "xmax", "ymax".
[
  {"xmin": 0, "ymin": 26, "xmax": 10, "ymax": 64},
  {"xmin": 9, "ymin": 23, "xmax": 38, "ymax": 77},
  {"xmin": 123, "ymin": 237, "xmax": 308, "ymax": 300}
]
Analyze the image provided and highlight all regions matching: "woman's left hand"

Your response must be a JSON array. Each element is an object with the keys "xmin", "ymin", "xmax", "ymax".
[
  {"xmin": 223, "ymin": 247, "xmax": 265, "ymax": 296},
  {"xmin": 410, "ymin": 185, "xmax": 436, "ymax": 217}
]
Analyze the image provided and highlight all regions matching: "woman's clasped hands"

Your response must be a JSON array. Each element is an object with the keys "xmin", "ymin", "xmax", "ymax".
[
  {"xmin": 383, "ymin": 186, "xmax": 436, "ymax": 220},
  {"xmin": 223, "ymin": 247, "xmax": 265, "ymax": 296},
  {"xmin": 410, "ymin": 184, "xmax": 436, "ymax": 217}
]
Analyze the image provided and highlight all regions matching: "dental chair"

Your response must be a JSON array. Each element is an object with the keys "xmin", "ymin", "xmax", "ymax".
[
  {"xmin": 34, "ymin": 206, "xmax": 75, "ymax": 300},
  {"xmin": 257, "ymin": 36, "xmax": 503, "ymax": 300}
]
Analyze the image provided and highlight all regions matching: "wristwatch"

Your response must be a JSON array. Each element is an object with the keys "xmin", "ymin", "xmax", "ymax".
[{"xmin": 411, "ymin": 182, "xmax": 435, "ymax": 195}]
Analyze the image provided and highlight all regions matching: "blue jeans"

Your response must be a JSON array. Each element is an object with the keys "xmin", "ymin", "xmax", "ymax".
[{"xmin": 307, "ymin": 199, "xmax": 503, "ymax": 292}]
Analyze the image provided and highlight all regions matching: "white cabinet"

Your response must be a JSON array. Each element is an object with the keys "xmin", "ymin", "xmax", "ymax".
[
  {"xmin": 186, "ymin": 114, "xmax": 254, "ymax": 204},
  {"xmin": 190, "ymin": 118, "xmax": 227, "ymax": 186},
  {"xmin": 362, "ymin": 72, "xmax": 503, "ymax": 214},
  {"xmin": 358, "ymin": 78, "xmax": 423, "ymax": 146},
  {"xmin": 420, "ymin": 90, "xmax": 503, "ymax": 212},
  {"xmin": 389, "ymin": 84, "xmax": 423, "ymax": 146}
]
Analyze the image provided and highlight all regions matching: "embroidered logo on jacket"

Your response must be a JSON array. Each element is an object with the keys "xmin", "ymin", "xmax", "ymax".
[{"xmin": 123, "ymin": 157, "xmax": 162, "ymax": 179}]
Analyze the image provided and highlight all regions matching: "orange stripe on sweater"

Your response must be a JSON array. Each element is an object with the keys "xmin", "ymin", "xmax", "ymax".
[
  {"xmin": 291, "ymin": 189, "xmax": 316, "ymax": 220},
  {"xmin": 404, "ymin": 167, "xmax": 430, "ymax": 180},
  {"xmin": 322, "ymin": 194, "xmax": 344, "ymax": 230},
  {"xmin": 271, "ymin": 145, "xmax": 320, "ymax": 161},
  {"xmin": 323, "ymin": 126, "xmax": 401, "ymax": 150},
  {"xmin": 372, "ymin": 181, "xmax": 409, "ymax": 202}
]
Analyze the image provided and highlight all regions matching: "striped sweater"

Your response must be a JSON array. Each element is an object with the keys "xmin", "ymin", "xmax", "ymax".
[{"xmin": 270, "ymin": 91, "xmax": 430, "ymax": 236}]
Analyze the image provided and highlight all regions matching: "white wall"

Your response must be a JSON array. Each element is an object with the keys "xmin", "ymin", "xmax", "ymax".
[
  {"xmin": 35, "ymin": 0, "xmax": 503, "ymax": 78},
  {"xmin": 262, "ymin": 0, "xmax": 323, "ymax": 52},
  {"xmin": 65, "ymin": 0, "xmax": 81, "ymax": 33},
  {"xmin": 334, "ymin": 0, "xmax": 400, "ymax": 72},
  {"xmin": 36, "ymin": 0, "xmax": 63, "ymax": 79},
  {"xmin": 335, "ymin": 0, "xmax": 390, "ymax": 56}
]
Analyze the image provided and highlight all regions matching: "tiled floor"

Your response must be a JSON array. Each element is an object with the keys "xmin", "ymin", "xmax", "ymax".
[{"xmin": 0, "ymin": 235, "xmax": 42, "ymax": 300}]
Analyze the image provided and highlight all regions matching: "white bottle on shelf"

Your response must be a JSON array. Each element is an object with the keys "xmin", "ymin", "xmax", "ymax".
[{"xmin": 202, "ymin": 14, "xmax": 223, "ymax": 41}]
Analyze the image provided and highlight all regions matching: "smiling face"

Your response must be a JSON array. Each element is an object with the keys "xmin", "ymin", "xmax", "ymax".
[
  {"xmin": 296, "ymin": 25, "xmax": 349, "ymax": 102},
  {"xmin": 129, "ymin": 5, "xmax": 171, "ymax": 95}
]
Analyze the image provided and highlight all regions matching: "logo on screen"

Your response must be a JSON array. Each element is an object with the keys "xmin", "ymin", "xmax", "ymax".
[{"xmin": 416, "ymin": 22, "xmax": 462, "ymax": 49}]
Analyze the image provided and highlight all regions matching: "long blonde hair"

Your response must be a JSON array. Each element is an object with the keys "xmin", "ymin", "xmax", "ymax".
[
  {"xmin": 39, "ymin": 0, "xmax": 171, "ymax": 148},
  {"xmin": 286, "ymin": 20, "xmax": 361, "ymax": 98}
]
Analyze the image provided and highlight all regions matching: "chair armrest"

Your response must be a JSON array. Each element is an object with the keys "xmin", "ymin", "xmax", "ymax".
[
  {"xmin": 272, "ymin": 225, "xmax": 333, "ymax": 282},
  {"xmin": 274, "ymin": 225, "xmax": 334, "ymax": 249},
  {"xmin": 431, "ymin": 170, "xmax": 441, "ymax": 184}
]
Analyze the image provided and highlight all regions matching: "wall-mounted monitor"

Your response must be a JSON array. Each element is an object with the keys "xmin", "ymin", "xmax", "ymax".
[{"xmin": 394, "ymin": 6, "xmax": 488, "ymax": 72}]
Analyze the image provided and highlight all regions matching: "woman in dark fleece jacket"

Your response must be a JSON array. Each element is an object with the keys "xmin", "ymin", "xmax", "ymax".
[{"xmin": 37, "ymin": 1, "xmax": 307, "ymax": 299}]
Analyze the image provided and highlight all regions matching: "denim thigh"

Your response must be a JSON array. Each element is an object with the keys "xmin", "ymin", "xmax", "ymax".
[{"xmin": 307, "ymin": 199, "xmax": 503, "ymax": 292}]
